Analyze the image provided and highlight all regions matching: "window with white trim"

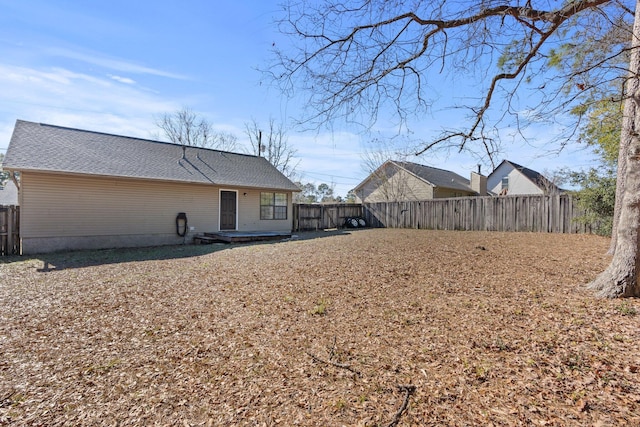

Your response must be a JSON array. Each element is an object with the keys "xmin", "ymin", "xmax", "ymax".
[{"xmin": 501, "ymin": 176, "xmax": 509, "ymax": 189}]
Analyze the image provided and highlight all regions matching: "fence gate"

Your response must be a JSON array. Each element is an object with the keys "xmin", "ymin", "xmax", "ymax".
[
  {"xmin": 0, "ymin": 205, "xmax": 20, "ymax": 256},
  {"xmin": 293, "ymin": 203, "xmax": 364, "ymax": 231}
]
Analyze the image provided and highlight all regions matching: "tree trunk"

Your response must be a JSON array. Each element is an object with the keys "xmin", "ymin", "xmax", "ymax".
[
  {"xmin": 608, "ymin": 91, "xmax": 630, "ymax": 256},
  {"xmin": 589, "ymin": 0, "xmax": 640, "ymax": 297}
]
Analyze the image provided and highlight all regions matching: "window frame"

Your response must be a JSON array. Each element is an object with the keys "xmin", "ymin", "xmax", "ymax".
[
  {"xmin": 260, "ymin": 192, "xmax": 288, "ymax": 220},
  {"xmin": 501, "ymin": 176, "xmax": 509, "ymax": 190}
]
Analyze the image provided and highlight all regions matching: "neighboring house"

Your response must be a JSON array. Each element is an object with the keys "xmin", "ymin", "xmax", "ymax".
[
  {"xmin": 0, "ymin": 180, "xmax": 18, "ymax": 205},
  {"xmin": 487, "ymin": 160, "xmax": 562, "ymax": 196},
  {"xmin": 353, "ymin": 160, "xmax": 487, "ymax": 202},
  {"xmin": 2, "ymin": 120, "xmax": 300, "ymax": 254}
]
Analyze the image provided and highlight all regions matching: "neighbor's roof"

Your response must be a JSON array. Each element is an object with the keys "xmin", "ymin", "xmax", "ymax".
[
  {"xmin": 497, "ymin": 160, "xmax": 560, "ymax": 192},
  {"xmin": 3, "ymin": 120, "xmax": 299, "ymax": 191},
  {"xmin": 394, "ymin": 161, "xmax": 473, "ymax": 192},
  {"xmin": 353, "ymin": 160, "xmax": 475, "ymax": 193}
]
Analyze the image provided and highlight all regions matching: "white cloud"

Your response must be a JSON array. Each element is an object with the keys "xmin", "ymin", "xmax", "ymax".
[
  {"xmin": 46, "ymin": 47, "xmax": 188, "ymax": 80},
  {"xmin": 0, "ymin": 62, "xmax": 366, "ymax": 197},
  {"xmin": 108, "ymin": 74, "xmax": 136, "ymax": 85},
  {"xmin": 287, "ymin": 131, "xmax": 367, "ymax": 194},
  {"xmin": 0, "ymin": 64, "xmax": 184, "ymax": 148}
]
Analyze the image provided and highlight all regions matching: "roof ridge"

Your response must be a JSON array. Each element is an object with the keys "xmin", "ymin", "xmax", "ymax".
[
  {"xmin": 505, "ymin": 159, "xmax": 540, "ymax": 175},
  {"xmin": 504, "ymin": 159, "xmax": 526, "ymax": 170},
  {"xmin": 506, "ymin": 159, "xmax": 544, "ymax": 175},
  {"xmin": 395, "ymin": 160, "xmax": 467, "ymax": 176},
  {"xmin": 17, "ymin": 120, "xmax": 262, "ymax": 159}
]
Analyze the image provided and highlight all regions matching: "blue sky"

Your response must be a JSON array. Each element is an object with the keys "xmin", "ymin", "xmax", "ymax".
[{"xmin": 0, "ymin": 0, "xmax": 601, "ymax": 196}]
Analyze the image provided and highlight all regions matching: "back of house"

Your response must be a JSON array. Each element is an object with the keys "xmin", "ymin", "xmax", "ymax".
[{"xmin": 2, "ymin": 120, "xmax": 300, "ymax": 254}]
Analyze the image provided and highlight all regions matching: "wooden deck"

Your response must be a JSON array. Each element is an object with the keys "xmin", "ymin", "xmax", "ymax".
[{"xmin": 194, "ymin": 231, "xmax": 292, "ymax": 244}]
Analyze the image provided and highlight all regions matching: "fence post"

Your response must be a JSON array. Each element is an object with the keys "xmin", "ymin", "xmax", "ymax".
[
  {"xmin": 0, "ymin": 205, "xmax": 20, "ymax": 256},
  {"xmin": 6, "ymin": 206, "xmax": 12, "ymax": 255},
  {"xmin": 0, "ymin": 207, "xmax": 5, "ymax": 255}
]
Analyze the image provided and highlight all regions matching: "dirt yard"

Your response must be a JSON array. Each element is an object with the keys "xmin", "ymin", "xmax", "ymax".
[{"xmin": 1, "ymin": 229, "xmax": 639, "ymax": 426}]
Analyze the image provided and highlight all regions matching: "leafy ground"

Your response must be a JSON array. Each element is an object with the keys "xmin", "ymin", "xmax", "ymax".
[{"xmin": 1, "ymin": 229, "xmax": 639, "ymax": 426}]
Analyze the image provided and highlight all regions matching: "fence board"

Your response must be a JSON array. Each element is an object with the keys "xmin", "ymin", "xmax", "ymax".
[
  {"xmin": 293, "ymin": 195, "xmax": 593, "ymax": 234},
  {"xmin": 360, "ymin": 194, "xmax": 593, "ymax": 234},
  {"xmin": 0, "ymin": 205, "xmax": 20, "ymax": 256}
]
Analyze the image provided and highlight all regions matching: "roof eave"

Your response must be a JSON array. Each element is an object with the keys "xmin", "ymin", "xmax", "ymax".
[
  {"xmin": 11, "ymin": 167, "xmax": 299, "ymax": 191},
  {"xmin": 352, "ymin": 160, "xmax": 396, "ymax": 192}
]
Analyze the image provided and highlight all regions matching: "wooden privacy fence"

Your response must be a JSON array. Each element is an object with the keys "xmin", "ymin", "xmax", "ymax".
[
  {"xmin": 294, "ymin": 195, "xmax": 594, "ymax": 234},
  {"xmin": 293, "ymin": 203, "xmax": 364, "ymax": 231},
  {"xmin": 0, "ymin": 205, "xmax": 20, "ymax": 256},
  {"xmin": 362, "ymin": 194, "xmax": 593, "ymax": 233}
]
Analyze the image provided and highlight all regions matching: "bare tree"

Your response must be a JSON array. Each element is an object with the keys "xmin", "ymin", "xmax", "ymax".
[
  {"xmin": 245, "ymin": 117, "xmax": 298, "ymax": 177},
  {"xmin": 0, "ymin": 153, "xmax": 8, "ymax": 186},
  {"xmin": 537, "ymin": 169, "xmax": 566, "ymax": 195},
  {"xmin": 155, "ymin": 107, "xmax": 238, "ymax": 151},
  {"xmin": 271, "ymin": 0, "xmax": 640, "ymax": 297},
  {"xmin": 359, "ymin": 139, "xmax": 415, "ymax": 201}
]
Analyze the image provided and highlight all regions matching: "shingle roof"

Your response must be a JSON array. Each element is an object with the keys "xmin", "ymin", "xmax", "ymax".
[
  {"xmin": 393, "ymin": 161, "xmax": 473, "ymax": 192},
  {"xmin": 3, "ymin": 120, "xmax": 299, "ymax": 191}
]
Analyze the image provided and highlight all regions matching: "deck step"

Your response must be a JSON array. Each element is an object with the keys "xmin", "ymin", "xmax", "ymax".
[
  {"xmin": 193, "ymin": 234, "xmax": 224, "ymax": 244},
  {"xmin": 203, "ymin": 231, "xmax": 291, "ymax": 243}
]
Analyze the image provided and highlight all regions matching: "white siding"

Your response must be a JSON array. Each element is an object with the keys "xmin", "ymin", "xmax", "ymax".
[{"xmin": 487, "ymin": 163, "xmax": 543, "ymax": 195}]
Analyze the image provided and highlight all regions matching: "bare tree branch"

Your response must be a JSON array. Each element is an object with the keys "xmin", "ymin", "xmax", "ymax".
[
  {"xmin": 155, "ymin": 107, "xmax": 238, "ymax": 151},
  {"xmin": 270, "ymin": 0, "xmax": 627, "ymax": 163},
  {"xmin": 360, "ymin": 139, "xmax": 419, "ymax": 201},
  {"xmin": 306, "ymin": 351, "xmax": 361, "ymax": 376},
  {"xmin": 244, "ymin": 117, "xmax": 299, "ymax": 177},
  {"xmin": 385, "ymin": 384, "xmax": 416, "ymax": 427}
]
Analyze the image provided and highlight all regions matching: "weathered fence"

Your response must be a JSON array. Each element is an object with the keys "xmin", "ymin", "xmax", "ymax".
[
  {"xmin": 293, "ymin": 203, "xmax": 364, "ymax": 231},
  {"xmin": 293, "ymin": 195, "xmax": 596, "ymax": 234},
  {"xmin": 363, "ymin": 194, "xmax": 594, "ymax": 233},
  {"xmin": 0, "ymin": 205, "xmax": 20, "ymax": 256}
]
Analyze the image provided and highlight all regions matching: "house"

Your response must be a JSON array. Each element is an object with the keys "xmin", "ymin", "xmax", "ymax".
[
  {"xmin": 353, "ymin": 160, "xmax": 487, "ymax": 202},
  {"xmin": 0, "ymin": 180, "xmax": 18, "ymax": 205},
  {"xmin": 487, "ymin": 160, "xmax": 561, "ymax": 195},
  {"xmin": 2, "ymin": 120, "xmax": 300, "ymax": 254}
]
